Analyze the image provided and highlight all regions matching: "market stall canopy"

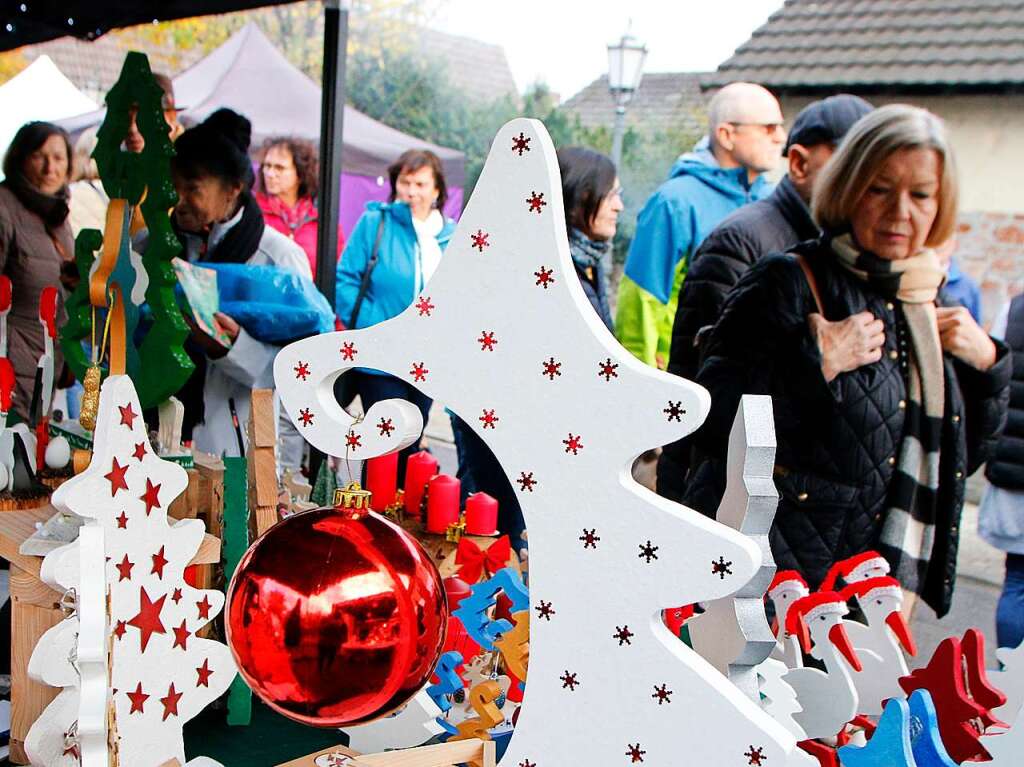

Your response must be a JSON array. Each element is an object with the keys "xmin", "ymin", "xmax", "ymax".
[
  {"xmin": 174, "ymin": 23, "xmax": 464, "ymax": 184},
  {"xmin": 0, "ymin": 54, "xmax": 97, "ymax": 170}
]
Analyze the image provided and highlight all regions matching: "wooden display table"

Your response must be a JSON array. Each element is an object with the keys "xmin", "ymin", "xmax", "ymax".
[{"xmin": 0, "ymin": 505, "xmax": 221, "ymax": 764}]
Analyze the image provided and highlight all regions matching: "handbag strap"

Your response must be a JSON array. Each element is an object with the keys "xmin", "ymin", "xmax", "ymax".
[
  {"xmin": 348, "ymin": 213, "xmax": 386, "ymax": 329},
  {"xmin": 795, "ymin": 252, "xmax": 826, "ymax": 318}
]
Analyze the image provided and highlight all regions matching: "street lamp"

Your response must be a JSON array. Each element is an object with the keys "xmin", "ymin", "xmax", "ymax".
[{"xmin": 607, "ymin": 31, "xmax": 647, "ymax": 170}]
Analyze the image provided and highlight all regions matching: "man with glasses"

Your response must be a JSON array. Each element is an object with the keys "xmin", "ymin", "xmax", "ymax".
[
  {"xmin": 657, "ymin": 94, "xmax": 874, "ymax": 503},
  {"xmin": 615, "ymin": 81, "xmax": 784, "ymax": 369}
]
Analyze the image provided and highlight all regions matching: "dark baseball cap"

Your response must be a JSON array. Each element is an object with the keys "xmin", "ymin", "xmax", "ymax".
[{"xmin": 783, "ymin": 94, "xmax": 874, "ymax": 155}]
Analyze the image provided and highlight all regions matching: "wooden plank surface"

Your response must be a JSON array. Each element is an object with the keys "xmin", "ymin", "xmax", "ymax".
[{"xmin": 276, "ymin": 740, "xmax": 494, "ymax": 767}]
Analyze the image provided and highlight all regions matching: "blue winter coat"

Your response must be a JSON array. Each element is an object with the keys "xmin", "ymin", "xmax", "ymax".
[{"xmin": 335, "ymin": 201, "xmax": 456, "ymax": 329}]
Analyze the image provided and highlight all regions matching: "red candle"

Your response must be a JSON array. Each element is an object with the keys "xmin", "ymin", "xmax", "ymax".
[
  {"xmin": 426, "ymin": 474, "xmax": 460, "ymax": 533},
  {"xmin": 404, "ymin": 450, "xmax": 439, "ymax": 518},
  {"xmin": 365, "ymin": 452, "xmax": 398, "ymax": 510},
  {"xmin": 465, "ymin": 492, "xmax": 499, "ymax": 535}
]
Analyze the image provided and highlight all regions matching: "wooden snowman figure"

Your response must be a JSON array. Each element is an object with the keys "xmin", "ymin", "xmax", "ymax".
[{"xmin": 273, "ymin": 118, "xmax": 797, "ymax": 764}]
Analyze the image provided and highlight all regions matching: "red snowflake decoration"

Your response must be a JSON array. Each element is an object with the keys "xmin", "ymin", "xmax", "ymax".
[
  {"xmin": 535, "ymin": 600, "xmax": 555, "ymax": 620},
  {"xmin": 377, "ymin": 417, "xmax": 395, "ymax": 437},
  {"xmin": 598, "ymin": 358, "xmax": 619, "ymax": 381},
  {"xmin": 745, "ymin": 746, "xmax": 767, "ymax": 766},
  {"xmin": 517, "ymin": 471, "xmax": 537, "ymax": 492},
  {"xmin": 299, "ymin": 408, "xmax": 315, "ymax": 427},
  {"xmin": 652, "ymin": 684, "xmax": 673, "ymax": 705},
  {"xmin": 416, "ymin": 296, "xmax": 436, "ymax": 316},
  {"xmin": 579, "ymin": 528, "xmax": 600, "ymax": 549},
  {"xmin": 410, "ymin": 362, "xmax": 429, "ymax": 382},
  {"xmin": 541, "ymin": 356, "xmax": 562, "ymax": 380},
  {"xmin": 519, "ymin": 762, "xmax": 536, "ymax": 767},
  {"xmin": 470, "ymin": 230, "xmax": 490, "ymax": 252},
  {"xmin": 526, "ymin": 191, "xmax": 547, "ymax": 213},
  {"xmin": 664, "ymin": 401, "xmax": 685, "ymax": 422},
  {"xmin": 478, "ymin": 330, "xmax": 497, "ymax": 351},
  {"xmin": 614, "ymin": 625, "xmax": 634, "ymax": 645},
  {"xmin": 480, "ymin": 409, "xmax": 499, "ymax": 429},
  {"xmin": 534, "ymin": 266, "xmax": 555, "ymax": 289},
  {"xmin": 560, "ymin": 670, "xmax": 579, "ymax": 691},
  {"xmin": 626, "ymin": 743, "xmax": 646, "ymax": 763},
  {"xmin": 712, "ymin": 556, "xmax": 733, "ymax": 579},
  {"xmin": 512, "ymin": 132, "xmax": 531, "ymax": 155},
  {"xmin": 294, "ymin": 361, "xmax": 311, "ymax": 381},
  {"xmin": 346, "ymin": 430, "xmax": 362, "ymax": 450},
  {"xmin": 563, "ymin": 432, "xmax": 584, "ymax": 455},
  {"xmin": 341, "ymin": 342, "xmax": 357, "ymax": 361},
  {"xmin": 639, "ymin": 541, "xmax": 659, "ymax": 563}
]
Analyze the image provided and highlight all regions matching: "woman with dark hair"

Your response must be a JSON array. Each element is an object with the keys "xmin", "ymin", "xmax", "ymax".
[
  {"xmin": 557, "ymin": 146, "xmax": 623, "ymax": 329},
  {"xmin": 335, "ymin": 148, "xmax": 455, "ymax": 480},
  {"xmin": 164, "ymin": 109, "xmax": 312, "ymax": 464},
  {"xmin": 256, "ymin": 136, "xmax": 344, "ymax": 275},
  {"xmin": 0, "ymin": 121, "xmax": 74, "ymax": 419}
]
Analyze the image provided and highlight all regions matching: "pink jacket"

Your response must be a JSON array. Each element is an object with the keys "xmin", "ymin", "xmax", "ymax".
[{"xmin": 256, "ymin": 192, "xmax": 344, "ymax": 276}]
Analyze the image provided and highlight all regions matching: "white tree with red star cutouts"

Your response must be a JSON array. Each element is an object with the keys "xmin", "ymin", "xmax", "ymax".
[
  {"xmin": 273, "ymin": 119, "xmax": 796, "ymax": 765},
  {"xmin": 25, "ymin": 374, "xmax": 236, "ymax": 766}
]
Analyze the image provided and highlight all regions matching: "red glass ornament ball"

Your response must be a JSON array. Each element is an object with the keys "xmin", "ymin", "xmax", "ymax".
[{"xmin": 226, "ymin": 505, "xmax": 448, "ymax": 727}]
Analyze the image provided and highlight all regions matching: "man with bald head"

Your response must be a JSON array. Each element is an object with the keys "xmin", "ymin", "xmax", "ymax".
[{"xmin": 615, "ymin": 82, "xmax": 784, "ymax": 368}]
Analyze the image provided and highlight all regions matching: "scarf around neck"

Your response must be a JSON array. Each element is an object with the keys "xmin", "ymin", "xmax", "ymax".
[
  {"xmin": 4, "ymin": 175, "xmax": 70, "ymax": 230},
  {"xmin": 568, "ymin": 227, "xmax": 611, "ymax": 272},
  {"xmin": 830, "ymin": 232, "xmax": 946, "ymax": 594}
]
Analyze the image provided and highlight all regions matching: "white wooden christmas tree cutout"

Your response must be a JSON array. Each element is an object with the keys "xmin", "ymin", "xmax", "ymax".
[
  {"xmin": 989, "ymin": 640, "xmax": 1024, "ymax": 726},
  {"xmin": 688, "ymin": 394, "xmax": 779, "ymax": 700},
  {"xmin": 274, "ymin": 118, "xmax": 795, "ymax": 765},
  {"xmin": 25, "ymin": 375, "xmax": 236, "ymax": 767},
  {"xmin": 981, "ymin": 701, "xmax": 1024, "ymax": 765}
]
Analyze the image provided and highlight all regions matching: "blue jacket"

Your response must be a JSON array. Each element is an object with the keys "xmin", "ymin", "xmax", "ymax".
[
  {"xmin": 615, "ymin": 143, "xmax": 773, "ymax": 366},
  {"xmin": 944, "ymin": 257, "xmax": 982, "ymax": 323},
  {"xmin": 335, "ymin": 201, "xmax": 456, "ymax": 329}
]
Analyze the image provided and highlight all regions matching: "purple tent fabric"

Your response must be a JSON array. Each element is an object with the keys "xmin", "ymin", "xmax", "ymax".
[{"xmin": 340, "ymin": 173, "xmax": 463, "ymax": 237}]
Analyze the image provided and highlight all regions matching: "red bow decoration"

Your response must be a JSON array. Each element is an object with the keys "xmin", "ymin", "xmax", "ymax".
[{"xmin": 455, "ymin": 535, "xmax": 511, "ymax": 583}]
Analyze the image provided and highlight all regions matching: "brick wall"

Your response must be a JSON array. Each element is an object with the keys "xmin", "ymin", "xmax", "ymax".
[{"xmin": 956, "ymin": 211, "xmax": 1024, "ymax": 328}]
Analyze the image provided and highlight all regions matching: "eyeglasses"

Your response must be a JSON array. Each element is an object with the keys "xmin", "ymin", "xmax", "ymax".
[
  {"xmin": 727, "ymin": 121, "xmax": 785, "ymax": 135},
  {"xmin": 261, "ymin": 162, "xmax": 293, "ymax": 174}
]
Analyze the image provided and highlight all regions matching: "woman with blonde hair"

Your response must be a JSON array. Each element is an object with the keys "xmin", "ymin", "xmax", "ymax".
[{"xmin": 683, "ymin": 105, "xmax": 1009, "ymax": 617}]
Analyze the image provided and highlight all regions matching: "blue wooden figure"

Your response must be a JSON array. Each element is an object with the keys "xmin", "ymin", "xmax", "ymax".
[
  {"xmin": 838, "ymin": 697, "xmax": 915, "ymax": 767},
  {"xmin": 426, "ymin": 651, "xmax": 465, "ymax": 714},
  {"xmin": 451, "ymin": 567, "xmax": 528, "ymax": 650},
  {"xmin": 907, "ymin": 690, "xmax": 958, "ymax": 767}
]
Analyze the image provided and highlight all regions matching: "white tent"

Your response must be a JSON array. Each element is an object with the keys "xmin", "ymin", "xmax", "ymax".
[{"xmin": 0, "ymin": 55, "xmax": 97, "ymax": 175}]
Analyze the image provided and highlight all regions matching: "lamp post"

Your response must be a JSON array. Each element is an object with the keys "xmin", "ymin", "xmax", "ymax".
[{"xmin": 607, "ymin": 31, "xmax": 647, "ymax": 171}]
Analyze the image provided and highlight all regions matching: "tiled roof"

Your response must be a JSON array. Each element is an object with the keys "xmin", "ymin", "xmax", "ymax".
[
  {"xmin": 413, "ymin": 27, "xmax": 518, "ymax": 102},
  {"xmin": 708, "ymin": 0, "xmax": 1024, "ymax": 91},
  {"xmin": 561, "ymin": 72, "xmax": 709, "ymax": 136}
]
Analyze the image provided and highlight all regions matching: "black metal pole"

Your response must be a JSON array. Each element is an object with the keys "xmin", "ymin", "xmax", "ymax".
[
  {"xmin": 310, "ymin": 0, "xmax": 348, "ymax": 485},
  {"xmin": 315, "ymin": 0, "xmax": 348, "ymax": 301}
]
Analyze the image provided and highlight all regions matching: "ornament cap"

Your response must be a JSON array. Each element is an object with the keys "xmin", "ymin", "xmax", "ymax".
[{"xmin": 333, "ymin": 481, "xmax": 373, "ymax": 511}]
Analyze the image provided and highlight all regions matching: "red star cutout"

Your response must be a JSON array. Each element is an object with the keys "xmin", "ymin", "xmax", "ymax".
[
  {"xmin": 526, "ymin": 191, "xmax": 547, "ymax": 213},
  {"xmin": 341, "ymin": 342, "xmax": 357, "ymax": 361},
  {"xmin": 132, "ymin": 441, "xmax": 147, "ymax": 461},
  {"xmin": 115, "ymin": 511, "xmax": 128, "ymax": 529},
  {"xmin": 115, "ymin": 554, "xmax": 135, "ymax": 582},
  {"xmin": 470, "ymin": 229, "xmax": 490, "ymax": 252},
  {"xmin": 172, "ymin": 619, "xmax": 191, "ymax": 651},
  {"xmin": 415, "ymin": 296, "xmax": 435, "ymax": 316},
  {"xmin": 299, "ymin": 407, "xmax": 315, "ymax": 427},
  {"xmin": 294, "ymin": 361, "xmax": 311, "ymax": 381},
  {"xmin": 105, "ymin": 457, "xmax": 129, "ymax": 496},
  {"xmin": 113, "ymin": 620, "xmax": 127, "ymax": 640},
  {"xmin": 127, "ymin": 587, "xmax": 166, "ymax": 652},
  {"xmin": 160, "ymin": 682, "xmax": 183, "ymax": 721},
  {"xmin": 410, "ymin": 362, "xmax": 429, "ymax": 382},
  {"xmin": 118, "ymin": 402, "xmax": 138, "ymax": 429},
  {"xmin": 534, "ymin": 266, "xmax": 555, "ymax": 288},
  {"xmin": 151, "ymin": 545, "xmax": 169, "ymax": 579},
  {"xmin": 196, "ymin": 658, "xmax": 214, "ymax": 688},
  {"xmin": 197, "ymin": 594, "xmax": 212, "ymax": 620},
  {"xmin": 141, "ymin": 478, "xmax": 161, "ymax": 516},
  {"xmin": 171, "ymin": 587, "xmax": 183, "ymax": 604},
  {"xmin": 127, "ymin": 682, "xmax": 149, "ymax": 714}
]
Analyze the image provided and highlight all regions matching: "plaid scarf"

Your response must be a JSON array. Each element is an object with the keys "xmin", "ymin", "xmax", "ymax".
[{"xmin": 831, "ymin": 233, "xmax": 946, "ymax": 595}]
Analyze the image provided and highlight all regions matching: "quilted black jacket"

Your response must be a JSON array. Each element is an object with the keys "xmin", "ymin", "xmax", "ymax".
[
  {"xmin": 658, "ymin": 176, "xmax": 819, "ymax": 501},
  {"xmin": 682, "ymin": 238, "xmax": 1010, "ymax": 617}
]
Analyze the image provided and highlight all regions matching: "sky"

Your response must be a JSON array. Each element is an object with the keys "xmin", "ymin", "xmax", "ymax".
[{"xmin": 432, "ymin": 0, "xmax": 784, "ymax": 101}]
